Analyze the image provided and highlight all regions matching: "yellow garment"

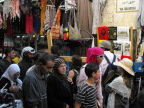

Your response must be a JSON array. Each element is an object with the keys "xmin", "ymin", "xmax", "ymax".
[
  {"xmin": 40, "ymin": 0, "xmax": 47, "ymax": 35},
  {"xmin": 12, "ymin": 57, "xmax": 20, "ymax": 64}
]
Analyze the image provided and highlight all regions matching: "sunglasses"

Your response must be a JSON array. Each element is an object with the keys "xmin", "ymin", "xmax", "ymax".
[{"xmin": 97, "ymin": 55, "xmax": 104, "ymax": 58}]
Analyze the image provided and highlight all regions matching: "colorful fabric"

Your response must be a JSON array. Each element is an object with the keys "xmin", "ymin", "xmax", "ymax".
[{"xmin": 98, "ymin": 26, "xmax": 108, "ymax": 40}]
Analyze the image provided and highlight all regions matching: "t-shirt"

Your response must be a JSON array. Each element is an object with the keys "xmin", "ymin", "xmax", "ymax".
[{"xmin": 76, "ymin": 82, "xmax": 97, "ymax": 108}]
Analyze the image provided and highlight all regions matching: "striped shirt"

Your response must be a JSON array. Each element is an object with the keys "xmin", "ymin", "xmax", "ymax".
[{"xmin": 76, "ymin": 82, "xmax": 97, "ymax": 108}]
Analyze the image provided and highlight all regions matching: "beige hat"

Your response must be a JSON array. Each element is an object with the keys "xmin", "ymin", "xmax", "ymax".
[
  {"xmin": 113, "ymin": 58, "xmax": 135, "ymax": 76},
  {"xmin": 99, "ymin": 40, "xmax": 112, "ymax": 49}
]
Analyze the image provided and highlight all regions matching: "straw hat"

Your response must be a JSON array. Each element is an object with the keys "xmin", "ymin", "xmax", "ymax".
[
  {"xmin": 99, "ymin": 40, "xmax": 112, "ymax": 49},
  {"xmin": 113, "ymin": 58, "xmax": 135, "ymax": 76}
]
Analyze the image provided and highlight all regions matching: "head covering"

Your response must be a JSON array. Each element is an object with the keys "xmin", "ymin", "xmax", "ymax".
[
  {"xmin": 54, "ymin": 57, "xmax": 65, "ymax": 72},
  {"xmin": 1, "ymin": 64, "xmax": 22, "ymax": 89},
  {"xmin": 53, "ymin": 58, "xmax": 67, "ymax": 80},
  {"xmin": 99, "ymin": 40, "xmax": 112, "ymax": 49},
  {"xmin": 86, "ymin": 47, "xmax": 104, "ymax": 64},
  {"xmin": 113, "ymin": 58, "xmax": 135, "ymax": 76},
  {"xmin": 21, "ymin": 46, "xmax": 35, "ymax": 59}
]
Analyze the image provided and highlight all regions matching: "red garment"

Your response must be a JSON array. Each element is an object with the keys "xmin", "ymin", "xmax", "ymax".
[
  {"xmin": 98, "ymin": 26, "xmax": 108, "ymax": 40},
  {"xmin": 7, "ymin": 15, "xmax": 13, "ymax": 35},
  {"xmin": 86, "ymin": 47, "xmax": 104, "ymax": 64},
  {"xmin": 25, "ymin": 10, "xmax": 33, "ymax": 34}
]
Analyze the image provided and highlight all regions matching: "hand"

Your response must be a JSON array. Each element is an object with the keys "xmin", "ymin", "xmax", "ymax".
[
  {"xmin": 66, "ymin": 104, "xmax": 69, "ymax": 108},
  {"xmin": 67, "ymin": 78, "xmax": 73, "ymax": 84},
  {"xmin": 9, "ymin": 85, "xmax": 19, "ymax": 92}
]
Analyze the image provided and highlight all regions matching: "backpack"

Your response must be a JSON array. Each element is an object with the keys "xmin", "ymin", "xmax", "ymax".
[{"xmin": 102, "ymin": 54, "xmax": 120, "ymax": 87}]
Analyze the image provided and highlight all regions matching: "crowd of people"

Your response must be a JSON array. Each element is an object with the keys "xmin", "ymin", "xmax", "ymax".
[{"xmin": 0, "ymin": 41, "xmax": 143, "ymax": 108}]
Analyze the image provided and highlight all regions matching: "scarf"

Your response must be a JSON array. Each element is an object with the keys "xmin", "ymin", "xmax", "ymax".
[
  {"xmin": 86, "ymin": 47, "xmax": 104, "ymax": 64},
  {"xmin": 1, "ymin": 64, "xmax": 22, "ymax": 90},
  {"xmin": 107, "ymin": 76, "xmax": 131, "ymax": 108}
]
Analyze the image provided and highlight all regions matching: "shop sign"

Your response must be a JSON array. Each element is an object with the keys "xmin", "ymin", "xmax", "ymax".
[{"xmin": 117, "ymin": 0, "xmax": 139, "ymax": 12}]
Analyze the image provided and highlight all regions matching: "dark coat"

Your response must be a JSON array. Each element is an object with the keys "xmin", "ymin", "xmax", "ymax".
[{"xmin": 47, "ymin": 74, "xmax": 73, "ymax": 108}]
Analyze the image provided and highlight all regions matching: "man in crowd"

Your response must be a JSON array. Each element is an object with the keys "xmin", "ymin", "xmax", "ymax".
[
  {"xmin": 18, "ymin": 46, "xmax": 35, "ymax": 81},
  {"xmin": 22, "ymin": 52, "xmax": 55, "ymax": 108},
  {"xmin": 0, "ymin": 47, "xmax": 16, "ymax": 77}
]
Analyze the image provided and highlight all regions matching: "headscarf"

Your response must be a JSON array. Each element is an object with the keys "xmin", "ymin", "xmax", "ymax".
[
  {"xmin": 86, "ymin": 47, "xmax": 104, "ymax": 64},
  {"xmin": 1, "ymin": 64, "xmax": 22, "ymax": 90},
  {"xmin": 53, "ymin": 57, "xmax": 67, "ymax": 80}
]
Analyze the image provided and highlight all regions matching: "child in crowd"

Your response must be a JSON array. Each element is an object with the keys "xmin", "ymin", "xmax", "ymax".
[{"xmin": 75, "ymin": 62, "xmax": 100, "ymax": 108}]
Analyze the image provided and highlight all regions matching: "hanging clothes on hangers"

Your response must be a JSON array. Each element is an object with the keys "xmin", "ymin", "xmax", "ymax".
[
  {"xmin": 3, "ymin": 0, "xmax": 11, "ymax": 20},
  {"xmin": 77, "ymin": 0, "xmax": 93, "ymax": 39},
  {"xmin": 10, "ymin": 0, "xmax": 20, "ymax": 20},
  {"xmin": 40, "ymin": 0, "xmax": 47, "ymax": 35},
  {"xmin": 43, "ymin": 5, "xmax": 56, "ymax": 34}
]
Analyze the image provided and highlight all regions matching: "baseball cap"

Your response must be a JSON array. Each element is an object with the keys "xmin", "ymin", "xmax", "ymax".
[{"xmin": 99, "ymin": 40, "xmax": 112, "ymax": 49}]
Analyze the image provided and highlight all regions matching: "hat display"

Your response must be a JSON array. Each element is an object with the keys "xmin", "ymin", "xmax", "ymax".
[
  {"xmin": 113, "ymin": 58, "xmax": 135, "ymax": 76},
  {"xmin": 99, "ymin": 40, "xmax": 112, "ymax": 49}
]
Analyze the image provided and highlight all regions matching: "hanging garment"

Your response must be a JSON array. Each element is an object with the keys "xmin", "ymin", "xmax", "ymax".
[
  {"xmin": 40, "ymin": 0, "xmax": 47, "ymax": 35},
  {"xmin": 10, "ymin": 0, "xmax": 20, "ymax": 20},
  {"xmin": 3, "ymin": 0, "xmax": 12, "ymax": 20},
  {"xmin": 92, "ymin": 0, "xmax": 101, "ymax": 34},
  {"xmin": 137, "ymin": 0, "xmax": 144, "ymax": 27},
  {"xmin": 32, "ymin": 1, "xmax": 40, "ymax": 34},
  {"xmin": 77, "ymin": 0, "xmax": 93, "ymax": 38},
  {"xmin": 7, "ymin": 15, "xmax": 13, "ymax": 35},
  {"xmin": 0, "ymin": 12, "xmax": 2, "ymax": 29},
  {"xmin": 25, "ymin": 10, "xmax": 34, "ymax": 34}
]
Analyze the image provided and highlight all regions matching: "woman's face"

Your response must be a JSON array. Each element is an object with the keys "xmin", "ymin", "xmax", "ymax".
[
  {"xmin": 58, "ymin": 63, "xmax": 67, "ymax": 75},
  {"xmin": 96, "ymin": 55, "xmax": 104, "ymax": 64},
  {"xmin": 13, "ymin": 72, "xmax": 20, "ymax": 80},
  {"xmin": 117, "ymin": 66, "xmax": 124, "ymax": 75}
]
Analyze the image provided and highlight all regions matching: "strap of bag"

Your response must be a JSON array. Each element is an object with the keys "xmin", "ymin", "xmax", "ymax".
[
  {"xmin": 69, "ymin": 9, "xmax": 77, "ymax": 28},
  {"xmin": 52, "ymin": 8, "xmax": 60, "ymax": 26}
]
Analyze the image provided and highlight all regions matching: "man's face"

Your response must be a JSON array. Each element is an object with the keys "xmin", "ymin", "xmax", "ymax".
[
  {"xmin": 9, "ymin": 50, "xmax": 16, "ymax": 59},
  {"xmin": 27, "ymin": 53, "xmax": 35, "ymax": 59},
  {"xmin": 42, "ymin": 60, "xmax": 55, "ymax": 75}
]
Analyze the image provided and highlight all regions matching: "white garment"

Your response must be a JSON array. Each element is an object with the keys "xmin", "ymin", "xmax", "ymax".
[
  {"xmin": 107, "ymin": 76, "xmax": 131, "ymax": 108},
  {"xmin": 3, "ymin": 0, "xmax": 12, "ymax": 20},
  {"xmin": 137, "ymin": 0, "xmax": 144, "ymax": 27},
  {"xmin": 1, "ymin": 64, "xmax": 22, "ymax": 90},
  {"xmin": 101, "ymin": 51, "xmax": 118, "ymax": 76},
  {"xmin": 92, "ymin": 0, "xmax": 101, "ymax": 34}
]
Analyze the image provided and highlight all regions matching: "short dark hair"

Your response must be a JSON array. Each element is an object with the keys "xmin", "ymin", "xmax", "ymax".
[
  {"xmin": 85, "ymin": 62, "xmax": 99, "ymax": 78},
  {"xmin": 37, "ymin": 52, "xmax": 55, "ymax": 65},
  {"xmin": 51, "ymin": 45, "xmax": 59, "ymax": 55},
  {"xmin": 4, "ymin": 47, "xmax": 15, "ymax": 56}
]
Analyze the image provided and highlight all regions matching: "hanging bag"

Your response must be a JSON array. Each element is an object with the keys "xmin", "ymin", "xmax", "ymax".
[
  {"xmin": 68, "ymin": 9, "xmax": 81, "ymax": 40},
  {"xmin": 51, "ymin": 8, "xmax": 61, "ymax": 39}
]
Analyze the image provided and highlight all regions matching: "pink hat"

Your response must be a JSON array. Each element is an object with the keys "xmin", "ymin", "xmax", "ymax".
[{"xmin": 86, "ymin": 47, "xmax": 104, "ymax": 64}]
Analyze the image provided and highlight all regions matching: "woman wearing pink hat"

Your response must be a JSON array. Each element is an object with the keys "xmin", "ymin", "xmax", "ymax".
[{"xmin": 106, "ymin": 58, "xmax": 135, "ymax": 108}]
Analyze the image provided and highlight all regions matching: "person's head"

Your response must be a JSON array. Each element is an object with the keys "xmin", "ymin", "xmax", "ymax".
[
  {"xmin": 85, "ymin": 62, "xmax": 100, "ymax": 80},
  {"xmin": 51, "ymin": 45, "xmax": 60, "ymax": 55},
  {"xmin": 21, "ymin": 46, "xmax": 35, "ymax": 60},
  {"xmin": 99, "ymin": 40, "xmax": 112, "ymax": 51},
  {"xmin": 4, "ymin": 47, "xmax": 16, "ymax": 59},
  {"xmin": 114, "ymin": 58, "xmax": 135, "ymax": 88},
  {"xmin": 37, "ymin": 52, "xmax": 55, "ymax": 75},
  {"xmin": 2, "ymin": 64, "xmax": 20, "ymax": 81},
  {"xmin": 86, "ymin": 47, "xmax": 104, "ymax": 65},
  {"xmin": 53, "ymin": 57, "xmax": 67, "ymax": 75},
  {"xmin": 70, "ymin": 55, "xmax": 82, "ymax": 70}
]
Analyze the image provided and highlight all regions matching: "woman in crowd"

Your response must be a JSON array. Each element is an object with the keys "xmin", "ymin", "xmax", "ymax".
[
  {"xmin": 68, "ymin": 55, "xmax": 82, "ymax": 101},
  {"xmin": 106, "ymin": 58, "xmax": 134, "ymax": 108},
  {"xmin": 77, "ymin": 47, "xmax": 104, "ymax": 107},
  {"xmin": 0, "ymin": 64, "xmax": 22, "ymax": 99},
  {"xmin": 47, "ymin": 57, "xmax": 73, "ymax": 108}
]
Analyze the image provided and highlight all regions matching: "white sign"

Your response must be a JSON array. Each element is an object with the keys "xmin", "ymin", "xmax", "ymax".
[{"xmin": 117, "ymin": 0, "xmax": 139, "ymax": 12}]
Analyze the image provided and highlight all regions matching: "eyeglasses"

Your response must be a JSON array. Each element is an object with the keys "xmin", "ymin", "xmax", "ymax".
[
  {"xmin": 97, "ymin": 55, "xmax": 104, "ymax": 58},
  {"xmin": 59, "ymin": 64, "xmax": 67, "ymax": 68}
]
